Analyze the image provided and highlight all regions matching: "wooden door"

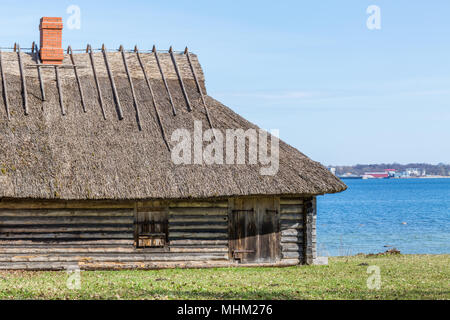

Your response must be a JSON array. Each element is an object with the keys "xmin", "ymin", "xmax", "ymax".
[{"xmin": 229, "ymin": 197, "xmax": 280, "ymax": 263}]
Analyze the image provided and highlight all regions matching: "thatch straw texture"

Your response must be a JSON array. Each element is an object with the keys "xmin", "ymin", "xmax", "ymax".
[{"xmin": 0, "ymin": 51, "xmax": 346, "ymax": 200}]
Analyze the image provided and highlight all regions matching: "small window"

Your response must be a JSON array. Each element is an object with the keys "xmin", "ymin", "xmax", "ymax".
[{"xmin": 135, "ymin": 209, "xmax": 168, "ymax": 248}]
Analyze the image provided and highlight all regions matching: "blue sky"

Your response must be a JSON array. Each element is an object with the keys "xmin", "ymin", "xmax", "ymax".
[{"xmin": 1, "ymin": 0, "xmax": 449, "ymax": 165}]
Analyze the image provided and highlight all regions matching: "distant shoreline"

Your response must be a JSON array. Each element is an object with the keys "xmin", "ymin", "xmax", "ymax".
[{"xmin": 340, "ymin": 176, "xmax": 450, "ymax": 180}]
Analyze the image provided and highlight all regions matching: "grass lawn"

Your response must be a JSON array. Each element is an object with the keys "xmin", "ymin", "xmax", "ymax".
[{"xmin": 0, "ymin": 254, "xmax": 448, "ymax": 300}]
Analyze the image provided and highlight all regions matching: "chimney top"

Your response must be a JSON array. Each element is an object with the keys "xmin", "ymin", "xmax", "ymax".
[{"xmin": 39, "ymin": 17, "xmax": 64, "ymax": 64}]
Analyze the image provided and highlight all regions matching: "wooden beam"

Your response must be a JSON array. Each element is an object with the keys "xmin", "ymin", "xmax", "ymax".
[
  {"xmin": 135, "ymin": 46, "xmax": 171, "ymax": 151},
  {"xmin": 169, "ymin": 46, "xmax": 191, "ymax": 111},
  {"xmin": 0, "ymin": 49, "xmax": 10, "ymax": 120},
  {"xmin": 87, "ymin": 44, "xmax": 106, "ymax": 119},
  {"xmin": 120, "ymin": 46, "xmax": 142, "ymax": 130},
  {"xmin": 55, "ymin": 66, "xmax": 65, "ymax": 115},
  {"xmin": 67, "ymin": 46, "xmax": 86, "ymax": 112},
  {"xmin": 33, "ymin": 43, "xmax": 46, "ymax": 101},
  {"xmin": 185, "ymin": 47, "xmax": 214, "ymax": 128},
  {"xmin": 153, "ymin": 45, "xmax": 176, "ymax": 116},
  {"xmin": 102, "ymin": 44, "xmax": 123, "ymax": 120},
  {"xmin": 16, "ymin": 44, "xmax": 28, "ymax": 115}
]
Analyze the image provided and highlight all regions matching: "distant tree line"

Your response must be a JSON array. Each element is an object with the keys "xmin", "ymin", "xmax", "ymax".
[{"xmin": 332, "ymin": 163, "xmax": 450, "ymax": 176}]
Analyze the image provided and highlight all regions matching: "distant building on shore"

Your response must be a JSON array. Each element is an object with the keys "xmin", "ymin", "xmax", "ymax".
[{"xmin": 363, "ymin": 169, "xmax": 397, "ymax": 179}]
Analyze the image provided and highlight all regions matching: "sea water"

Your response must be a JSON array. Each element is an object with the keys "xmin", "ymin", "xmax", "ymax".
[{"xmin": 317, "ymin": 178, "xmax": 450, "ymax": 256}]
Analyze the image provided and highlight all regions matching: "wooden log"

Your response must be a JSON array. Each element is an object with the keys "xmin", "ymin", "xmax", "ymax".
[
  {"xmin": 153, "ymin": 45, "xmax": 176, "ymax": 116},
  {"xmin": 280, "ymin": 213, "xmax": 303, "ymax": 221},
  {"xmin": 135, "ymin": 46, "xmax": 170, "ymax": 151},
  {"xmin": 280, "ymin": 222, "xmax": 303, "ymax": 230},
  {"xmin": 54, "ymin": 66, "xmax": 65, "ymax": 115},
  {"xmin": 87, "ymin": 44, "xmax": 106, "ymax": 119},
  {"xmin": 68, "ymin": 46, "xmax": 86, "ymax": 112},
  {"xmin": 281, "ymin": 229, "xmax": 302, "ymax": 237},
  {"xmin": 0, "ymin": 200, "xmax": 134, "ymax": 209},
  {"xmin": 0, "ymin": 233, "xmax": 133, "ymax": 240},
  {"xmin": 280, "ymin": 205, "xmax": 304, "ymax": 214},
  {"xmin": 169, "ymin": 215, "xmax": 228, "ymax": 223},
  {"xmin": 185, "ymin": 47, "xmax": 214, "ymax": 128},
  {"xmin": 16, "ymin": 44, "xmax": 28, "ymax": 115},
  {"xmin": 0, "ymin": 253, "xmax": 229, "ymax": 263},
  {"xmin": 0, "ymin": 209, "xmax": 133, "ymax": 217},
  {"xmin": 169, "ymin": 201, "xmax": 228, "ymax": 208},
  {"xmin": 0, "ymin": 246, "xmax": 137, "ymax": 254},
  {"xmin": 34, "ymin": 43, "xmax": 46, "ymax": 101},
  {"xmin": 169, "ymin": 207, "xmax": 228, "ymax": 215},
  {"xmin": 168, "ymin": 225, "xmax": 227, "ymax": 231},
  {"xmin": 121, "ymin": 47, "xmax": 142, "ymax": 130},
  {"xmin": 281, "ymin": 238, "xmax": 303, "ymax": 244},
  {"xmin": 282, "ymin": 251, "xmax": 302, "ymax": 259},
  {"xmin": 169, "ymin": 221, "xmax": 228, "ymax": 227},
  {"xmin": 168, "ymin": 247, "xmax": 228, "ymax": 253},
  {"xmin": 168, "ymin": 239, "xmax": 228, "ymax": 246},
  {"xmin": 0, "ymin": 226, "xmax": 133, "ymax": 233},
  {"xmin": 280, "ymin": 199, "xmax": 304, "ymax": 205},
  {"xmin": 0, "ymin": 239, "xmax": 133, "ymax": 246},
  {"xmin": 0, "ymin": 49, "xmax": 10, "ymax": 120},
  {"xmin": 0, "ymin": 216, "xmax": 133, "ymax": 225},
  {"xmin": 169, "ymin": 232, "xmax": 228, "ymax": 239},
  {"xmin": 169, "ymin": 47, "xmax": 191, "ymax": 111},
  {"xmin": 102, "ymin": 45, "xmax": 123, "ymax": 120},
  {"xmin": 282, "ymin": 243, "xmax": 303, "ymax": 252}
]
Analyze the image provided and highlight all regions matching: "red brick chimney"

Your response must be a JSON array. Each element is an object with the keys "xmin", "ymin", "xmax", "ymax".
[{"xmin": 39, "ymin": 17, "xmax": 64, "ymax": 64}]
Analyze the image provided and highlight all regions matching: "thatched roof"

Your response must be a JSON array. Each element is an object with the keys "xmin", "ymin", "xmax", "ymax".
[{"xmin": 0, "ymin": 47, "xmax": 346, "ymax": 200}]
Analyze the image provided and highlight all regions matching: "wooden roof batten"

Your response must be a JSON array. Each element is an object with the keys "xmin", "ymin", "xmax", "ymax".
[
  {"xmin": 134, "ymin": 45, "xmax": 171, "ymax": 151},
  {"xmin": 119, "ymin": 45, "xmax": 142, "ymax": 130},
  {"xmin": 102, "ymin": 44, "xmax": 124, "ymax": 120},
  {"xmin": 16, "ymin": 43, "xmax": 29, "ymax": 115},
  {"xmin": 32, "ymin": 42, "xmax": 46, "ymax": 101},
  {"xmin": 87, "ymin": 44, "xmax": 107, "ymax": 119},
  {"xmin": 169, "ymin": 46, "xmax": 192, "ymax": 112},
  {"xmin": 67, "ymin": 45, "xmax": 87, "ymax": 113},
  {"xmin": 153, "ymin": 45, "xmax": 176, "ymax": 116},
  {"xmin": 0, "ymin": 48, "xmax": 10, "ymax": 120}
]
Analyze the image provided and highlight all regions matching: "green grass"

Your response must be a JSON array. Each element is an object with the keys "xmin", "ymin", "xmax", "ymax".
[{"xmin": 0, "ymin": 254, "xmax": 448, "ymax": 300}]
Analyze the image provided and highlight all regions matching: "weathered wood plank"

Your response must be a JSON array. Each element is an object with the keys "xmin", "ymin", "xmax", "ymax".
[
  {"xmin": 0, "ymin": 246, "xmax": 228, "ymax": 254},
  {"xmin": 169, "ymin": 208, "xmax": 228, "ymax": 215},
  {"xmin": 0, "ymin": 200, "xmax": 134, "ymax": 209},
  {"xmin": 280, "ymin": 214, "xmax": 304, "ymax": 221},
  {"xmin": 0, "ymin": 233, "xmax": 133, "ymax": 240},
  {"xmin": 281, "ymin": 237, "xmax": 303, "ymax": 244},
  {"xmin": 0, "ymin": 226, "xmax": 133, "ymax": 233},
  {"xmin": 169, "ymin": 215, "xmax": 228, "ymax": 223},
  {"xmin": 282, "ymin": 243, "xmax": 303, "ymax": 252},
  {"xmin": 0, "ymin": 239, "xmax": 133, "ymax": 246},
  {"xmin": 0, "ymin": 253, "xmax": 229, "ymax": 262},
  {"xmin": 280, "ymin": 199, "xmax": 303, "ymax": 205},
  {"xmin": 169, "ymin": 232, "xmax": 228, "ymax": 239},
  {"xmin": 0, "ymin": 209, "xmax": 133, "ymax": 217},
  {"xmin": 281, "ymin": 229, "xmax": 302, "ymax": 237},
  {"xmin": 280, "ymin": 208, "xmax": 303, "ymax": 215},
  {"xmin": 169, "ymin": 239, "xmax": 228, "ymax": 246},
  {"xmin": 0, "ymin": 217, "xmax": 133, "ymax": 225},
  {"xmin": 168, "ymin": 225, "xmax": 228, "ymax": 231},
  {"xmin": 280, "ymin": 222, "xmax": 304, "ymax": 230},
  {"xmin": 169, "ymin": 201, "xmax": 228, "ymax": 208},
  {"xmin": 282, "ymin": 251, "xmax": 302, "ymax": 259}
]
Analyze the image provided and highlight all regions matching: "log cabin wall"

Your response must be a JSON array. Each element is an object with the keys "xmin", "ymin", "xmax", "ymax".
[{"xmin": 0, "ymin": 196, "xmax": 316, "ymax": 270}]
